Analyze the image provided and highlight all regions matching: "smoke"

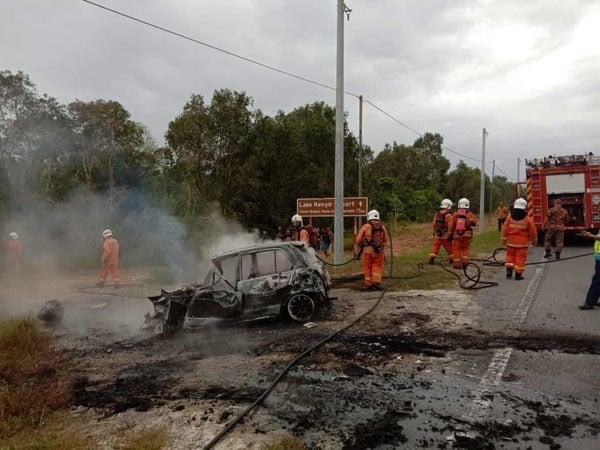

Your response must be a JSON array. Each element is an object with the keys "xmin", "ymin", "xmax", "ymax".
[{"xmin": 0, "ymin": 188, "xmax": 268, "ymax": 326}]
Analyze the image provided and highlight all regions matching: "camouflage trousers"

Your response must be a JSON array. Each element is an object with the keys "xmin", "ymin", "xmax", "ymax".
[{"xmin": 544, "ymin": 229, "xmax": 564, "ymax": 252}]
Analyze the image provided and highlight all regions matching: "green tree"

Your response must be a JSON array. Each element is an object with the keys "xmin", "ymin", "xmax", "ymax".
[{"xmin": 67, "ymin": 99, "xmax": 150, "ymax": 209}]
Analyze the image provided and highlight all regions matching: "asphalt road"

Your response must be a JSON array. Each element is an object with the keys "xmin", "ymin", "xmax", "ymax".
[{"xmin": 446, "ymin": 243, "xmax": 600, "ymax": 449}]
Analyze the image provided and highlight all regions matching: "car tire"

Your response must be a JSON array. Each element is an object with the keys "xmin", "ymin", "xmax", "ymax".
[{"xmin": 285, "ymin": 293, "xmax": 316, "ymax": 322}]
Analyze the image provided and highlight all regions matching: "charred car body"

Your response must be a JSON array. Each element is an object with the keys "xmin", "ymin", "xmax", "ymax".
[{"xmin": 145, "ymin": 242, "xmax": 331, "ymax": 332}]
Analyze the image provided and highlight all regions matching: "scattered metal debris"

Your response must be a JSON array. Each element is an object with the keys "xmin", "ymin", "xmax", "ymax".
[{"xmin": 37, "ymin": 299, "xmax": 64, "ymax": 324}]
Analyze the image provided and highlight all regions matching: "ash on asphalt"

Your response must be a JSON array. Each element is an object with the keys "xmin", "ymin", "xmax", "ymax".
[{"xmin": 63, "ymin": 301, "xmax": 600, "ymax": 447}]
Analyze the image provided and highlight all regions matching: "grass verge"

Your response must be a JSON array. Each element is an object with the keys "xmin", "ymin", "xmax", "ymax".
[
  {"xmin": 0, "ymin": 317, "xmax": 171, "ymax": 450},
  {"xmin": 329, "ymin": 223, "xmax": 504, "ymax": 290}
]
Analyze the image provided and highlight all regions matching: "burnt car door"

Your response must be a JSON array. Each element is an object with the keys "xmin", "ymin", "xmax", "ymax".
[{"xmin": 236, "ymin": 248, "xmax": 295, "ymax": 318}]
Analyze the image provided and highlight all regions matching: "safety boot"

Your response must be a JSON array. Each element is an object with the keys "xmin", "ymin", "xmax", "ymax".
[
  {"xmin": 428, "ymin": 256, "xmax": 435, "ymax": 265},
  {"xmin": 515, "ymin": 273, "xmax": 524, "ymax": 280},
  {"xmin": 543, "ymin": 248, "xmax": 552, "ymax": 258},
  {"xmin": 506, "ymin": 268, "xmax": 513, "ymax": 278},
  {"xmin": 555, "ymin": 251, "xmax": 561, "ymax": 260},
  {"xmin": 95, "ymin": 281, "xmax": 105, "ymax": 287}
]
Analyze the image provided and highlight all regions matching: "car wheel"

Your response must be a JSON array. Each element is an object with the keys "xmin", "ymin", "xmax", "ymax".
[{"xmin": 285, "ymin": 293, "xmax": 316, "ymax": 322}]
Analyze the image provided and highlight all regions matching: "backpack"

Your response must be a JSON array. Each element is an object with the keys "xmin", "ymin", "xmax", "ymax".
[
  {"xmin": 455, "ymin": 208, "xmax": 468, "ymax": 235},
  {"xmin": 369, "ymin": 221, "xmax": 386, "ymax": 253},
  {"xmin": 434, "ymin": 211, "xmax": 449, "ymax": 237}
]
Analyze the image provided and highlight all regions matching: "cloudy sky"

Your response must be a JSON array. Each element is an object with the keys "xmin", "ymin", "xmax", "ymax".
[{"xmin": 2, "ymin": 0, "xmax": 600, "ymax": 181}]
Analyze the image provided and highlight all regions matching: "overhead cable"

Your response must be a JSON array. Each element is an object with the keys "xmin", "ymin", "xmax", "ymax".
[
  {"xmin": 81, "ymin": 0, "xmax": 493, "ymax": 165},
  {"xmin": 80, "ymin": 0, "xmax": 360, "ymax": 98}
]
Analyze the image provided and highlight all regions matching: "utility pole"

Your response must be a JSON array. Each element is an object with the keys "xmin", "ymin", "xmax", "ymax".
[
  {"xmin": 517, "ymin": 157, "xmax": 521, "ymax": 184},
  {"xmin": 489, "ymin": 160, "xmax": 495, "ymax": 215},
  {"xmin": 479, "ymin": 128, "xmax": 488, "ymax": 233},
  {"xmin": 333, "ymin": 0, "xmax": 349, "ymax": 264},
  {"xmin": 358, "ymin": 94, "xmax": 363, "ymax": 229}
]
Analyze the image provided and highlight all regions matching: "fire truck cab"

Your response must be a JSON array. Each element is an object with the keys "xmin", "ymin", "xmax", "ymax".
[{"xmin": 522, "ymin": 153, "xmax": 600, "ymax": 243}]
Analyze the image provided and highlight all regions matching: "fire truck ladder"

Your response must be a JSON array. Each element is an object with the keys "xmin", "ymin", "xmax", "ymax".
[
  {"xmin": 590, "ymin": 162, "xmax": 600, "ymax": 188},
  {"xmin": 528, "ymin": 171, "xmax": 544, "ymax": 224}
]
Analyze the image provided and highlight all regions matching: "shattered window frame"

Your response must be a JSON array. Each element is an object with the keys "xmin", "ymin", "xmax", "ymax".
[{"xmin": 240, "ymin": 249, "xmax": 293, "ymax": 280}]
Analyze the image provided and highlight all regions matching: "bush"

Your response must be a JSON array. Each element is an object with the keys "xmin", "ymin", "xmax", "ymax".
[{"xmin": 0, "ymin": 317, "xmax": 70, "ymax": 438}]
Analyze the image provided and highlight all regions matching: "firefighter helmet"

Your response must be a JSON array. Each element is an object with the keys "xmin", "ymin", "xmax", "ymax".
[
  {"xmin": 514, "ymin": 198, "xmax": 527, "ymax": 210},
  {"xmin": 102, "ymin": 229, "xmax": 112, "ymax": 238},
  {"xmin": 440, "ymin": 199, "xmax": 453, "ymax": 209},
  {"xmin": 367, "ymin": 209, "xmax": 380, "ymax": 221},
  {"xmin": 8, "ymin": 232, "xmax": 18, "ymax": 240},
  {"xmin": 291, "ymin": 214, "xmax": 303, "ymax": 227},
  {"xmin": 458, "ymin": 198, "xmax": 470, "ymax": 209}
]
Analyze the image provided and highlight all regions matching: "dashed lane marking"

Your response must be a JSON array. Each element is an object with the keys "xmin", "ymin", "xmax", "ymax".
[{"xmin": 462, "ymin": 259, "xmax": 546, "ymax": 422}]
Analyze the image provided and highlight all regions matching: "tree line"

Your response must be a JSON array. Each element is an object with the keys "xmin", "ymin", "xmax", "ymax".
[{"xmin": 0, "ymin": 70, "xmax": 515, "ymax": 240}]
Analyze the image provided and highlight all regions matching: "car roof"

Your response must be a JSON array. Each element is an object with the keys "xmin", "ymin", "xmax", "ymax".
[{"xmin": 212, "ymin": 241, "xmax": 307, "ymax": 263}]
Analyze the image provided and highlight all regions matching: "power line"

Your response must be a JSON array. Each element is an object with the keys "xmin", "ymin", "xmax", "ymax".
[
  {"xmin": 80, "ymin": 0, "xmax": 361, "ymax": 98},
  {"xmin": 81, "ymin": 0, "xmax": 488, "ymax": 165},
  {"xmin": 363, "ymin": 99, "xmax": 422, "ymax": 136},
  {"xmin": 364, "ymin": 99, "xmax": 483, "ymax": 162},
  {"xmin": 493, "ymin": 163, "xmax": 513, "ymax": 181}
]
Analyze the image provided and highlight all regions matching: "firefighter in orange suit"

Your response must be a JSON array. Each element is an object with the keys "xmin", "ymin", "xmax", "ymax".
[
  {"xmin": 291, "ymin": 214, "xmax": 309, "ymax": 244},
  {"xmin": 429, "ymin": 199, "xmax": 455, "ymax": 265},
  {"xmin": 3, "ymin": 232, "xmax": 23, "ymax": 274},
  {"xmin": 450, "ymin": 198, "xmax": 479, "ymax": 269},
  {"xmin": 97, "ymin": 229, "xmax": 120, "ymax": 288},
  {"xmin": 501, "ymin": 198, "xmax": 537, "ymax": 280},
  {"xmin": 355, "ymin": 209, "xmax": 388, "ymax": 291}
]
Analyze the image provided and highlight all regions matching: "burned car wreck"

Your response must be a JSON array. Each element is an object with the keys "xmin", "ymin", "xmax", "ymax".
[{"xmin": 145, "ymin": 241, "xmax": 331, "ymax": 332}]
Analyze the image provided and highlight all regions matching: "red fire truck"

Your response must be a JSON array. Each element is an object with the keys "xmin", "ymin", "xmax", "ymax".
[{"xmin": 522, "ymin": 153, "xmax": 600, "ymax": 243}]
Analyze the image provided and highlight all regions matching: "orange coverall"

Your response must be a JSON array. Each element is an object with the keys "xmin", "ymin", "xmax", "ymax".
[
  {"xmin": 355, "ymin": 221, "xmax": 388, "ymax": 287},
  {"xmin": 299, "ymin": 228, "xmax": 309, "ymax": 244},
  {"xmin": 450, "ymin": 210, "xmax": 479, "ymax": 268},
  {"xmin": 501, "ymin": 215, "xmax": 537, "ymax": 275},
  {"xmin": 100, "ymin": 236, "xmax": 120, "ymax": 287},
  {"xmin": 429, "ymin": 209, "xmax": 454, "ymax": 263},
  {"xmin": 292, "ymin": 227, "xmax": 310, "ymax": 243},
  {"xmin": 3, "ymin": 239, "xmax": 23, "ymax": 274}
]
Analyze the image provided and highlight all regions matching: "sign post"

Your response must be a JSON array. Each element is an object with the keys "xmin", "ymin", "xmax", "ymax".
[{"xmin": 297, "ymin": 197, "xmax": 368, "ymax": 217}]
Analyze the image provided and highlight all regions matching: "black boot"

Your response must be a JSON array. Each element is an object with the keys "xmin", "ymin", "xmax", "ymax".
[
  {"xmin": 543, "ymin": 249, "xmax": 552, "ymax": 258},
  {"xmin": 506, "ymin": 268, "xmax": 513, "ymax": 278},
  {"xmin": 428, "ymin": 256, "xmax": 435, "ymax": 265},
  {"xmin": 515, "ymin": 273, "xmax": 524, "ymax": 280},
  {"xmin": 555, "ymin": 251, "xmax": 561, "ymax": 260}
]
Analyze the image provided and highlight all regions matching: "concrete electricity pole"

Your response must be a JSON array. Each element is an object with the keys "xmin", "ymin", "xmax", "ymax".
[
  {"xmin": 333, "ymin": 0, "xmax": 349, "ymax": 264},
  {"xmin": 358, "ymin": 94, "xmax": 363, "ymax": 229},
  {"xmin": 479, "ymin": 128, "xmax": 488, "ymax": 233}
]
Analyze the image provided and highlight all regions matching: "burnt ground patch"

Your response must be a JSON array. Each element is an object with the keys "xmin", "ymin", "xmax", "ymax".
[
  {"xmin": 249, "ymin": 328, "xmax": 600, "ymax": 369},
  {"xmin": 178, "ymin": 386, "xmax": 265, "ymax": 403},
  {"xmin": 72, "ymin": 360, "xmax": 183, "ymax": 415},
  {"xmin": 342, "ymin": 408, "xmax": 409, "ymax": 449}
]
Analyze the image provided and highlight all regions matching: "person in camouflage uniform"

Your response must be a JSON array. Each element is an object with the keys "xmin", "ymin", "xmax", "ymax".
[{"xmin": 542, "ymin": 199, "xmax": 568, "ymax": 260}]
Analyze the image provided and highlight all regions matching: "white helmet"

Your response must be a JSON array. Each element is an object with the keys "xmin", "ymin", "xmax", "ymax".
[
  {"xmin": 440, "ymin": 199, "xmax": 453, "ymax": 209},
  {"xmin": 8, "ymin": 232, "xmax": 18, "ymax": 240},
  {"xmin": 514, "ymin": 198, "xmax": 527, "ymax": 210},
  {"xmin": 102, "ymin": 229, "xmax": 112, "ymax": 238},
  {"xmin": 291, "ymin": 214, "xmax": 303, "ymax": 226},
  {"xmin": 367, "ymin": 209, "xmax": 380, "ymax": 221},
  {"xmin": 458, "ymin": 198, "xmax": 470, "ymax": 209}
]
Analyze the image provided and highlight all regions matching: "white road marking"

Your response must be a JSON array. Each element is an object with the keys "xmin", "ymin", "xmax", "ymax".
[{"xmin": 462, "ymin": 257, "xmax": 546, "ymax": 422}]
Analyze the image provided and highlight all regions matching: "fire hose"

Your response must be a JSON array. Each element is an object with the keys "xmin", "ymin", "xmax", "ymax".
[{"xmin": 202, "ymin": 287, "xmax": 388, "ymax": 450}]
